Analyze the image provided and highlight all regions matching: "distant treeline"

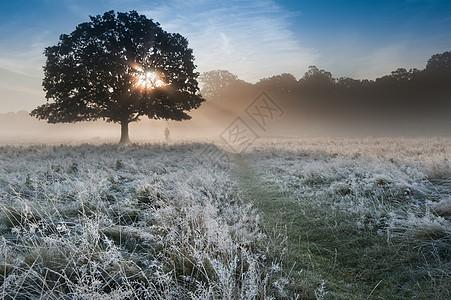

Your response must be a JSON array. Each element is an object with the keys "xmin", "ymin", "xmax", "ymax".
[{"xmin": 200, "ymin": 51, "xmax": 451, "ymax": 124}]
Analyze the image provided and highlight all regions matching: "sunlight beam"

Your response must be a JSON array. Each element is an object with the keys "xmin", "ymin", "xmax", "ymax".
[{"xmin": 132, "ymin": 65, "xmax": 167, "ymax": 91}]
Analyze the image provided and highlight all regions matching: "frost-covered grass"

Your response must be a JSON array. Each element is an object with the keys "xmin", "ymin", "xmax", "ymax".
[
  {"xmin": 241, "ymin": 136, "xmax": 450, "ymax": 299},
  {"xmin": 0, "ymin": 143, "xmax": 287, "ymax": 299},
  {"xmin": 251, "ymin": 137, "xmax": 450, "ymax": 241},
  {"xmin": 0, "ymin": 137, "xmax": 450, "ymax": 299}
]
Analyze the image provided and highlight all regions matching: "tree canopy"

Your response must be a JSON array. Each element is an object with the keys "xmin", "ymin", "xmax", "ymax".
[
  {"xmin": 199, "ymin": 70, "xmax": 239, "ymax": 101},
  {"xmin": 31, "ymin": 10, "xmax": 204, "ymax": 144},
  {"xmin": 426, "ymin": 51, "xmax": 451, "ymax": 71}
]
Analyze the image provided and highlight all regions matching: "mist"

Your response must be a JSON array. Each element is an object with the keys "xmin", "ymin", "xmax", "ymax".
[{"xmin": 3, "ymin": 50, "xmax": 451, "ymax": 146}]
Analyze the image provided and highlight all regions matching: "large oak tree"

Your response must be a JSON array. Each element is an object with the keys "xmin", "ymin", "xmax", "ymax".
[{"xmin": 31, "ymin": 11, "xmax": 204, "ymax": 144}]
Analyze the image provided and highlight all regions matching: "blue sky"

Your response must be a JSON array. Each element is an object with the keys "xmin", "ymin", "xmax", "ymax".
[{"xmin": 1, "ymin": 0, "xmax": 450, "ymax": 112}]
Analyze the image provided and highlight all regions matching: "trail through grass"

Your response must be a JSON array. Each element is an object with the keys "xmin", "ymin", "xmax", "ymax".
[{"xmin": 233, "ymin": 152, "xmax": 450, "ymax": 299}]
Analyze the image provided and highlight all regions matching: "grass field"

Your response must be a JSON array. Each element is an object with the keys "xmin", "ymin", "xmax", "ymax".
[{"xmin": 0, "ymin": 137, "xmax": 450, "ymax": 299}]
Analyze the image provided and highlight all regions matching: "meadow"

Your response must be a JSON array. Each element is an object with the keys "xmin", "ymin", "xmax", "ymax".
[{"xmin": 0, "ymin": 136, "xmax": 449, "ymax": 299}]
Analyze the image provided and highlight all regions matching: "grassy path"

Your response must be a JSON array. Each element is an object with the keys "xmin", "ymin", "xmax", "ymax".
[
  {"xmin": 231, "ymin": 154, "xmax": 447, "ymax": 299},
  {"xmin": 232, "ymin": 154, "xmax": 351, "ymax": 299}
]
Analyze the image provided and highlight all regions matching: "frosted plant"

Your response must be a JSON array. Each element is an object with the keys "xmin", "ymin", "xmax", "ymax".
[{"xmin": 314, "ymin": 280, "xmax": 328, "ymax": 300}]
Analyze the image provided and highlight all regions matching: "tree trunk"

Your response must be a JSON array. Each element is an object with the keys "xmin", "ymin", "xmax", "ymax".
[{"xmin": 119, "ymin": 121, "xmax": 130, "ymax": 145}]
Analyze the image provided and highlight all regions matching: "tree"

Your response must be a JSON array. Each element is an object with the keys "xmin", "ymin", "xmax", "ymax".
[
  {"xmin": 257, "ymin": 73, "xmax": 297, "ymax": 93},
  {"xmin": 31, "ymin": 11, "xmax": 204, "ymax": 144},
  {"xmin": 337, "ymin": 77, "xmax": 361, "ymax": 89},
  {"xmin": 390, "ymin": 68, "xmax": 419, "ymax": 82},
  {"xmin": 199, "ymin": 70, "xmax": 238, "ymax": 101},
  {"xmin": 423, "ymin": 51, "xmax": 451, "ymax": 110},
  {"xmin": 424, "ymin": 51, "xmax": 451, "ymax": 90},
  {"xmin": 426, "ymin": 51, "xmax": 451, "ymax": 72},
  {"xmin": 302, "ymin": 65, "xmax": 334, "ymax": 83},
  {"xmin": 299, "ymin": 66, "xmax": 336, "ymax": 101}
]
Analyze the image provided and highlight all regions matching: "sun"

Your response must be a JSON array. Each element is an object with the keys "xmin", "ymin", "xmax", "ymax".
[{"xmin": 132, "ymin": 66, "xmax": 166, "ymax": 91}]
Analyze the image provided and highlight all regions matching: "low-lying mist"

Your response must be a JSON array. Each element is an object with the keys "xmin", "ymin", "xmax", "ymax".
[
  {"xmin": 4, "ymin": 51, "xmax": 451, "ymax": 145},
  {"xmin": 2, "ymin": 105, "xmax": 450, "ymax": 146}
]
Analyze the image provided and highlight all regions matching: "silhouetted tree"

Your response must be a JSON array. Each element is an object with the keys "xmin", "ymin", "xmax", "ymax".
[
  {"xmin": 426, "ymin": 51, "xmax": 451, "ymax": 72},
  {"xmin": 390, "ymin": 68, "xmax": 420, "ymax": 82},
  {"xmin": 337, "ymin": 77, "xmax": 363, "ymax": 90},
  {"xmin": 336, "ymin": 77, "xmax": 368, "ymax": 110},
  {"xmin": 423, "ymin": 51, "xmax": 451, "ymax": 88},
  {"xmin": 299, "ymin": 66, "xmax": 335, "ymax": 94},
  {"xmin": 199, "ymin": 70, "xmax": 238, "ymax": 101},
  {"xmin": 421, "ymin": 51, "xmax": 451, "ymax": 113},
  {"xmin": 31, "ymin": 11, "xmax": 204, "ymax": 144},
  {"xmin": 302, "ymin": 66, "xmax": 334, "ymax": 83},
  {"xmin": 298, "ymin": 66, "xmax": 337, "ymax": 112},
  {"xmin": 257, "ymin": 73, "xmax": 298, "ymax": 93}
]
